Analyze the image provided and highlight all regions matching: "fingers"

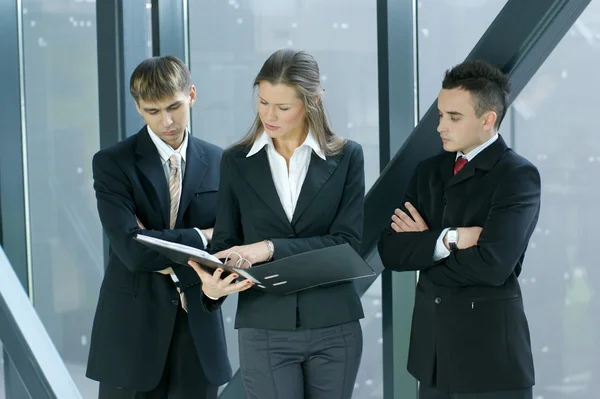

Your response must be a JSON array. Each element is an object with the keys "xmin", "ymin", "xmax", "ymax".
[
  {"xmin": 392, "ymin": 210, "xmax": 413, "ymax": 231},
  {"xmin": 226, "ymin": 279, "xmax": 254, "ymax": 294},
  {"xmin": 187, "ymin": 260, "xmax": 212, "ymax": 281},
  {"xmin": 405, "ymin": 202, "xmax": 426, "ymax": 228},
  {"xmin": 222, "ymin": 272, "xmax": 239, "ymax": 285},
  {"xmin": 391, "ymin": 222, "xmax": 403, "ymax": 233},
  {"xmin": 212, "ymin": 250, "xmax": 227, "ymax": 260}
]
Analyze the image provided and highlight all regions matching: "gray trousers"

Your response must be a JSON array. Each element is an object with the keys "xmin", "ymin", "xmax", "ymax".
[
  {"xmin": 238, "ymin": 321, "xmax": 363, "ymax": 399},
  {"xmin": 419, "ymin": 385, "xmax": 533, "ymax": 399}
]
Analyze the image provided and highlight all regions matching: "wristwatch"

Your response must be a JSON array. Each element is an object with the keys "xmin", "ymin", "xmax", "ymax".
[{"xmin": 446, "ymin": 228, "xmax": 458, "ymax": 251}]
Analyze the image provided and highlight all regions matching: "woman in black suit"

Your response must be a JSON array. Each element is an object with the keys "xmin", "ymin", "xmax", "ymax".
[{"xmin": 189, "ymin": 49, "xmax": 365, "ymax": 399}]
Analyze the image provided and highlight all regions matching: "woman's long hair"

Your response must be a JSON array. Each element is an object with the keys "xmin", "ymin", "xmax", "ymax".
[{"xmin": 235, "ymin": 49, "xmax": 345, "ymax": 156}]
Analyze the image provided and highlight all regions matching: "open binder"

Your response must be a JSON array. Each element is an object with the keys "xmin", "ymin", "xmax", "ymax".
[{"xmin": 134, "ymin": 234, "xmax": 375, "ymax": 295}]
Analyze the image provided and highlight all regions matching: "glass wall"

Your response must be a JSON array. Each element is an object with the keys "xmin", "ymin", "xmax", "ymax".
[
  {"xmin": 509, "ymin": 2, "xmax": 600, "ymax": 397},
  {"xmin": 0, "ymin": 343, "xmax": 4, "ymax": 398},
  {"xmin": 417, "ymin": 0, "xmax": 509, "ymax": 116},
  {"xmin": 21, "ymin": 1, "xmax": 103, "ymax": 396},
  {"xmin": 189, "ymin": 1, "xmax": 381, "ymax": 397}
]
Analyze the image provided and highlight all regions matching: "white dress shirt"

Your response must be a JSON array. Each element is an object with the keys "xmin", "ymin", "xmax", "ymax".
[
  {"xmin": 432, "ymin": 133, "xmax": 499, "ymax": 261},
  {"xmin": 147, "ymin": 126, "xmax": 208, "ymax": 247},
  {"xmin": 247, "ymin": 131, "xmax": 326, "ymax": 222}
]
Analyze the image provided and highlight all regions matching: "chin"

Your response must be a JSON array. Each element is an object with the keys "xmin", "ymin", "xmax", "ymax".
[{"xmin": 442, "ymin": 142, "xmax": 455, "ymax": 152}]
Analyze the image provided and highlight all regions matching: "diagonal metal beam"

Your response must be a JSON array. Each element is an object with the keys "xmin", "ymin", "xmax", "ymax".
[{"xmin": 219, "ymin": 0, "xmax": 590, "ymax": 397}]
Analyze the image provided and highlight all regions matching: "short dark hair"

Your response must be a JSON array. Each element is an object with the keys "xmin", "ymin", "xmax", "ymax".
[
  {"xmin": 130, "ymin": 56, "xmax": 191, "ymax": 104},
  {"xmin": 442, "ymin": 60, "xmax": 510, "ymax": 130}
]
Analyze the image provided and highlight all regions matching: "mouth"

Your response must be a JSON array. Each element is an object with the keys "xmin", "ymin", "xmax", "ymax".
[
  {"xmin": 264, "ymin": 123, "xmax": 280, "ymax": 131},
  {"xmin": 164, "ymin": 130, "xmax": 178, "ymax": 136}
]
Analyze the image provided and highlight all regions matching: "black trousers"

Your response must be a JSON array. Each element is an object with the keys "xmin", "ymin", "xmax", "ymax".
[
  {"xmin": 419, "ymin": 385, "xmax": 533, "ymax": 399},
  {"xmin": 99, "ymin": 306, "xmax": 217, "ymax": 399},
  {"xmin": 238, "ymin": 320, "xmax": 363, "ymax": 399}
]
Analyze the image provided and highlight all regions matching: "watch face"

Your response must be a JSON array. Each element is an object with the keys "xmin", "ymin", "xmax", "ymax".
[{"xmin": 448, "ymin": 230, "xmax": 458, "ymax": 242}]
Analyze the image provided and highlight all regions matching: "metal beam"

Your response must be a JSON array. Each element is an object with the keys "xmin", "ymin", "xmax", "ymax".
[
  {"xmin": 151, "ymin": 0, "xmax": 187, "ymax": 62},
  {"xmin": 0, "ymin": 0, "xmax": 32, "ymax": 396},
  {"xmin": 0, "ymin": 247, "xmax": 82, "ymax": 398},
  {"xmin": 376, "ymin": 0, "xmax": 419, "ymax": 398}
]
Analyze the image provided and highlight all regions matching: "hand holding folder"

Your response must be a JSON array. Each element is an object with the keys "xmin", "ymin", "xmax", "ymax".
[{"xmin": 134, "ymin": 234, "xmax": 375, "ymax": 295}]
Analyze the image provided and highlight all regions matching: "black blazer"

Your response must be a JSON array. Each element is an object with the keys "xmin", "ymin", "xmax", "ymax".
[
  {"xmin": 211, "ymin": 139, "xmax": 365, "ymax": 330},
  {"xmin": 86, "ymin": 127, "xmax": 231, "ymax": 390},
  {"xmin": 378, "ymin": 136, "xmax": 540, "ymax": 393}
]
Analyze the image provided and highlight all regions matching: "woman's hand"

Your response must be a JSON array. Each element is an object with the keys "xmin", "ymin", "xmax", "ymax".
[
  {"xmin": 213, "ymin": 241, "xmax": 272, "ymax": 268},
  {"xmin": 188, "ymin": 260, "xmax": 254, "ymax": 299}
]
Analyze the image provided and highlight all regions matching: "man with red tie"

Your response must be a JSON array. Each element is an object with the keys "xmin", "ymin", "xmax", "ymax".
[{"xmin": 378, "ymin": 60, "xmax": 540, "ymax": 399}]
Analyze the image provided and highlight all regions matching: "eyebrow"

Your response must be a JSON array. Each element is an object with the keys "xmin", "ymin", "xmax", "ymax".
[
  {"xmin": 143, "ymin": 100, "xmax": 182, "ymax": 112},
  {"xmin": 258, "ymin": 95, "xmax": 291, "ymax": 106},
  {"xmin": 438, "ymin": 109, "xmax": 464, "ymax": 116}
]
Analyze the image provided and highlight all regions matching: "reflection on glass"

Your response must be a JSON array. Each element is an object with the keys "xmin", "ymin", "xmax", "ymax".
[
  {"xmin": 189, "ymin": 1, "xmax": 381, "ymax": 397},
  {"xmin": 509, "ymin": 3, "xmax": 600, "ymax": 397}
]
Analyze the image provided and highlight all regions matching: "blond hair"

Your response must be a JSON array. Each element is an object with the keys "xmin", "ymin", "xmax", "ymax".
[
  {"xmin": 236, "ymin": 49, "xmax": 345, "ymax": 156},
  {"xmin": 129, "ymin": 55, "xmax": 191, "ymax": 103}
]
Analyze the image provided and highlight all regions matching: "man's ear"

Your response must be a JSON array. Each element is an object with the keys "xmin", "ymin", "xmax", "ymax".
[
  {"xmin": 189, "ymin": 85, "xmax": 197, "ymax": 107},
  {"xmin": 483, "ymin": 110, "xmax": 497, "ymax": 131}
]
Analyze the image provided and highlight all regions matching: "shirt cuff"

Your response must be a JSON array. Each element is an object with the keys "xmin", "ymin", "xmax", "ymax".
[
  {"xmin": 194, "ymin": 228, "xmax": 208, "ymax": 248},
  {"xmin": 433, "ymin": 228, "xmax": 451, "ymax": 261},
  {"xmin": 204, "ymin": 292, "xmax": 220, "ymax": 301}
]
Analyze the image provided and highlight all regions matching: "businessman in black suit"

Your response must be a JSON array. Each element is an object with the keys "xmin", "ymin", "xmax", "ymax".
[
  {"xmin": 86, "ymin": 56, "xmax": 251, "ymax": 399},
  {"xmin": 378, "ymin": 61, "xmax": 540, "ymax": 399}
]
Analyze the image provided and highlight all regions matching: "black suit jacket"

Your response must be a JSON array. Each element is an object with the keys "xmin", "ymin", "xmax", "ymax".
[
  {"xmin": 86, "ymin": 127, "xmax": 231, "ymax": 390},
  {"xmin": 211, "ymin": 140, "xmax": 365, "ymax": 330},
  {"xmin": 378, "ymin": 136, "xmax": 540, "ymax": 393}
]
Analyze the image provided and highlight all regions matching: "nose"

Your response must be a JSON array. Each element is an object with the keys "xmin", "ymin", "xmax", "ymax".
[
  {"xmin": 265, "ymin": 105, "xmax": 277, "ymax": 122},
  {"xmin": 162, "ymin": 112, "xmax": 173, "ymax": 128},
  {"xmin": 437, "ymin": 119, "xmax": 447, "ymax": 134}
]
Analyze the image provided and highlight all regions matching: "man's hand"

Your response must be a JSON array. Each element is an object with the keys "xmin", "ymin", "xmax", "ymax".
[
  {"xmin": 391, "ymin": 202, "xmax": 429, "ymax": 232},
  {"xmin": 188, "ymin": 260, "xmax": 254, "ymax": 299},
  {"xmin": 213, "ymin": 241, "xmax": 271, "ymax": 268},
  {"xmin": 201, "ymin": 228, "xmax": 214, "ymax": 244},
  {"xmin": 444, "ymin": 227, "xmax": 483, "ymax": 250}
]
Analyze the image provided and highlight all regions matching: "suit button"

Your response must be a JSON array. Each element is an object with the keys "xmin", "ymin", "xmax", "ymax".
[
  {"xmin": 434, "ymin": 297, "xmax": 442, "ymax": 304},
  {"xmin": 288, "ymin": 234, "xmax": 295, "ymax": 238},
  {"xmin": 172, "ymin": 299, "xmax": 179, "ymax": 306}
]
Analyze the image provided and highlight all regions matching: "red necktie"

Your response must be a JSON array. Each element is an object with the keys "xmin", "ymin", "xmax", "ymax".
[{"xmin": 453, "ymin": 157, "xmax": 468, "ymax": 175}]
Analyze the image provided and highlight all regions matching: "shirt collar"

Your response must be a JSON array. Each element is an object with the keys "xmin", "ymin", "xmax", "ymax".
[
  {"xmin": 147, "ymin": 125, "xmax": 188, "ymax": 164},
  {"xmin": 457, "ymin": 133, "xmax": 499, "ymax": 162},
  {"xmin": 246, "ymin": 130, "xmax": 326, "ymax": 160}
]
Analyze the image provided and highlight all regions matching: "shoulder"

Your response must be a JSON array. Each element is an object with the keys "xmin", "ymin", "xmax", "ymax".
[
  {"xmin": 497, "ymin": 148, "xmax": 540, "ymax": 181},
  {"xmin": 222, "ymin": 144, "xmax": 251, "ymax": 160},
  {"xmin": 192, "ymin": 136, "xmax": 223, "ymax": 157},
  {"xmin": 92, "ymin": 133, "xmax": 138, "ymax": 167}
]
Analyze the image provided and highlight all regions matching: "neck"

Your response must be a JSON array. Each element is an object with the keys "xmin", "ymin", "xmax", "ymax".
[
  {"xmin": 460, "ymin": 131, "xmax": 496, "ymax": 155},
  {"xmin": 272, "ymin": 124, "xmax": 308, "ymax": 159}
]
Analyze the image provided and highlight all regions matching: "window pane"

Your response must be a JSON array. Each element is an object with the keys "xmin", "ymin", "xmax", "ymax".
[
  {"xmin": 508, "ymin": 2, "xmax": 600, "ymax": 397},
  {"xmin": 22, "ymin": 1, "xmax": 101, "ymax": 396},
  {"xmin": 189, "ymin": 1, "xmax": 381, "ymax": 397},
  {"xmin": 417, "ymin": 0, "xmax": 509, "ymax": 116}
]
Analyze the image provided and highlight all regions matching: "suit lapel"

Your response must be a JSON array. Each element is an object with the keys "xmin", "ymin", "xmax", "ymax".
[
  {"xmin": 292, "ymin": 152, "xmax": 340, "ymax": 225},
  {"xmin": 445, "ymin": 135, "xmax": 509, "ymax": 191},
  {"xmin": 177, "ymin": 138, "xmax": 207, "ymax": 226},
  {"xmin": 234, "ymin": 148, "xmax": 291, "ymax": 227},
  {"xmin": 135, "ymin": 127, "xmax": 170, "ymax": 228}
]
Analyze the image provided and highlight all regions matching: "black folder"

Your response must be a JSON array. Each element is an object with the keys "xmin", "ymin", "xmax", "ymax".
[{"xmin": 134, "ymin": 234, "xmax": 375, "ymax": 295}]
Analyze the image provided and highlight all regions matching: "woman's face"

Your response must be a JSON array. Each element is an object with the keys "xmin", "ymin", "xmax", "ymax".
[{"xmin": 257, "ymin": 81, "xmax": 307, "ymax": 140}]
